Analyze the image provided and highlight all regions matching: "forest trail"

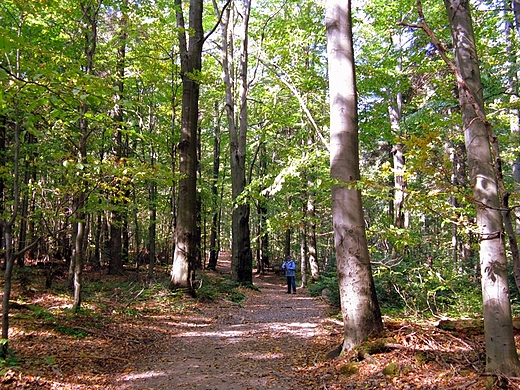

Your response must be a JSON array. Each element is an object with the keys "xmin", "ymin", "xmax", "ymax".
[{"xmin": 114, "ymin": 255, "xmax": 334, "ymax": 390}]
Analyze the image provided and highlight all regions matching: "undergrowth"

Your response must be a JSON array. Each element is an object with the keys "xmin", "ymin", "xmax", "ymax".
[{"xmin": 195, "ymin": 272, "xmax": 247, "ymax": 303}]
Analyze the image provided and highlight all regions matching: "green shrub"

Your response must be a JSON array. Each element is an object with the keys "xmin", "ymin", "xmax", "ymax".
[
  {"xmin": 0, "ymin": 339, "xmax": 19, "ymax": 373},
  {"xmin": 308, "ymin": 273, "xmax": 340, "ymax": 306}
]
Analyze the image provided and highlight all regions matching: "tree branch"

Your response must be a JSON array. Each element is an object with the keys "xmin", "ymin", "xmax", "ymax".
[
  {"xmin": 205, "ymin": 0, "xmax": 232, "ymax": 44},
  {"xmin": 260, "ymin": 59, "xmax": 330, "ymax": 152}
]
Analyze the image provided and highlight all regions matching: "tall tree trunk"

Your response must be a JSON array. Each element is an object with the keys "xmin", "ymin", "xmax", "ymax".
[
  {"xmin": 232, "ymin": 0, "xmax": 253, "ymax": 284},
  {"xmin": 284, "ymin": 226, "xmax": 291, "ymax": 259},
  {"xmin": 218, "ymin": 0, "xmax": 253, "ymax": 284},
  {"xmin": 71, "ymin": 0, "xmax": 100, "ymax": 311},
  {"xmin": 305, "ymin": 150, "xmax": 320, "ymax": 280},
  {"xmin": 148, "ymin": 180, "xmax": 157, "ymax": 279},
  {"xmin": 300, "ymin": 222, "xmax": 308, "ymax": 288},
  {"xmin": 72, "ymin": 188, "xmax": 86, "ymax": 311},
  {"xmin": 196, "ymin": 125, "xmax": 202, "ymax": 270},
  {"xmin": 504, "ymin": 0, "xmax": 520, "ymax": 288},
  {"xmin": 147, "ymin": 103, "xmax": 157, "ymax": 278},
  {"xmin": 16, "ymin": 132, "xmax": 35, "ymax": 267},
  {"xmin": 108, "ymin": 1, "xmax": 128, "ymax": 276},
  {"xmin": 208, "ymin": 103, "xmax": 221, "ymax": 271},
  {"xmin": 0, "ymin": 116, "xmax": 5, "ymax": 267},
  {"xmin": 326, "ymin": 0, "xmax": 383, "ymax": 352},
  {"xmin": 1, "ymin": 107, "xmax": 21, "ymax": 358},
  {"xmin": 257, "ymin": 144, "xmax": 269, "ymax": 274},
  {"xmin": 444, "ymin": 0, "xmax": 520, "ymax": 376},
  {"xmin": 170, "ymin": 0, "xmax": 203, "ymax": 292},
  {"xmin": 388, "ymin": 86, "xmax": 407, "ymax": 232},
  {"xmin": 169, "ymin": 51, "xmax": 180, "ymax": 265}
]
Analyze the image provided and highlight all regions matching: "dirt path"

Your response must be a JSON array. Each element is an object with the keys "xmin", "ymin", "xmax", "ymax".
[{"xmin": 114, "ymin": 264, "xmax": 332, "ymax": 389}]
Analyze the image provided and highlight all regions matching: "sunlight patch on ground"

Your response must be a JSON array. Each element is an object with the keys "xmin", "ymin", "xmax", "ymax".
[
  {"xmin": 9, "ymin": 327, "xmax": 56, "ymax": 338},
  {"xmin": 32, "ymin": 294, "xmax": 71, "ymax": 307},
  {"xmin": 119, "ymin": 370, "xmax": 167, "ymax": 381},
  {"xmin": 174, "ymin": 329, "xmax": 248, "ymax": 338},
  {"xmin": 240, "ymin": 351, "xmax": 285, "ymax": 360},
  {"xmin": 267, "ymin": 322, "xmax": 320, "ymax": 337},
  {"xmin": 165, "ymin": 321, "xmax": 212, "ymax": 328}
]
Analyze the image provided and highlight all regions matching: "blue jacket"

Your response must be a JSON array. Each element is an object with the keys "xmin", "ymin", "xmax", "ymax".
[{"xmin": 282, "ymin": 260, "xmax": 296, "ymax": 277}]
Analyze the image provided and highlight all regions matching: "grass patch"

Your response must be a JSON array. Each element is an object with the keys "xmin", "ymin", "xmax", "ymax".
[{"xmin": 54, "ymin": 325, "xmax": 90, "ymax": 339}]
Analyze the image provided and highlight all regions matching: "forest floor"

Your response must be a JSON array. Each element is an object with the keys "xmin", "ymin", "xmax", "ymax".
[{"xmin": 0, "ymin": 253, "xmax": 517, "ymax": 389}]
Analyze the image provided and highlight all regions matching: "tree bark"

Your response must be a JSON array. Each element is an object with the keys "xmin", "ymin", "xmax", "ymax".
[
  {"xmin": 257, "ymin": 144, "xmax": 269, "ymax": 274},
  {"xmin": 170, "ymin": 0, "xmax": 203, "ymax": 292},
  {"xmin": 300, "ymin": 223, "xmax": 308, "ymax": 288},
  {"xmin": 108, "ymin": 2, "xmax": 128, "ymax": 276},
  {"xmin": 148, "ymin": 179, "xmax": 157, "ymax": 279},
  {"xmin": 71, "ymin": 0, "xmax": 100, "ymax": 311},
  {"xmin": 326, "ymin": 0, "xmax": 383, "ymax": 352},
  {"xmin": 504, "ymin": 0, "xmax": 520, "ymax": 289},
  {"xmin": 1, "ymin": 108, "xmax": 21, "ymax": 358},
  {"xmin": 388, "ymin": 85, "xmax": 407, "ymax": 231},
  {"xmin": 306, "ymin": 139, "xmax": 320, "ymax": 280},
  {"xmin": 208, "ymin": 102, "xmax": 221, "ymax": 270},
  {"xmin": 17, "ymin": 132, "xmax": 36, "ymax": 267},
  {"xmin": 218, "ymin": 0, "xmax": 253, "ymax": 284},
  {"xmin": 444, "ymin": 0, "xmax": 520, "ymax": 375}
]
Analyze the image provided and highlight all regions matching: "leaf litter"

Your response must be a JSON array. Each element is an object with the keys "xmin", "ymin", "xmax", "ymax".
[{"xmin": 1, "ymin": 254, "xmax": 518, "ymax": 389}]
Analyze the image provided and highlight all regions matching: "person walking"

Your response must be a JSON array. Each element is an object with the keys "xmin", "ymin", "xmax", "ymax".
[{"xmin": 282, "ymin": 255, "xmax": 297, "ymax": 294}]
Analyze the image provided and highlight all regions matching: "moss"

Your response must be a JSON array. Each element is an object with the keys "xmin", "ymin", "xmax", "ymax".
[
  {"xmin": 414, "ymin": 351, "xmax": 430, "ymax": 366},
  {"xmin": 382, "ymin": 361, "xmax": 400, "ymax": 376},
  {"xmin": 356, "ymin": 337, "xmax": 395, "ymax": 358},
  {"xmin": 339, "ymin": 362, "xmax": 359, "ymax": 377}
]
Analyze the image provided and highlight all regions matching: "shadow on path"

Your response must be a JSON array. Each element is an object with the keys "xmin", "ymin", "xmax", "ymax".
[{"xmin": 115, "ymin": 258, "xmax": 330, "ymax": 389}]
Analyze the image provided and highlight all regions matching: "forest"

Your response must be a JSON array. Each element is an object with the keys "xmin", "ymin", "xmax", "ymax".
[{"xmin": 2, "ymin": 0, "xmax": 520, "ymax": 388}]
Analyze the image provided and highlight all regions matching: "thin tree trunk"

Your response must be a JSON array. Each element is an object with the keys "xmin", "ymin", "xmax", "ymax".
[
  {"xmin": 208, "ymin": 103, "xmax": 221, "ymax": 270},
  {"xmin": 108, "ymin": 2, "xmax": 128, "ymax": 276},
  {"xmin": 300, "ymin": 222, "xmax": 308, "ymax": 288},
  {"xmin": 147, "ymin": 101, "xmax": 157, "ymax": 278},
  {"xmin": 257, "ymin": 145, "xmax": 269, "ymax": 274},
  {"xmin": 305, "ymin": 151, "xmax": 320, "ymax": 280},
  {"xmin": 388, "ymin": 85, "xmax": 407, "ymax": 231},
  {"xmin": 0, "ymin": 115, "xmax": 5, "ymax": 268},
  {"xmin": 148, "ymin": 180, "xmax": 157, "ymax": 279},
  {"xmin": 71, "ymin": 0, "xmax": 100, "ymax": 311},
  {"xmin": 1, "ymin": 107, "xmax": 21, "ymax": 357},
  {"xmin": 284, "ymin": 227, "xmax": 291, "ymax": 259}
]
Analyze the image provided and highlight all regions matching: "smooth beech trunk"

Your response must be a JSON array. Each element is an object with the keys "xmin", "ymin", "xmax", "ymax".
[
  {"xmin": 326, "ymin": 0, "xmax": 383, "ymax": 352},
  {"xmin": 445, "ymin": 0, "xmax": 520, "ymax": 375}
]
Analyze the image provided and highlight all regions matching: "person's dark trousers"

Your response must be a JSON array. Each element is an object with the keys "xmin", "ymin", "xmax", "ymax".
[{"xmin": 286, "ymin": 276, "xmax": 296, "ymax": 293}]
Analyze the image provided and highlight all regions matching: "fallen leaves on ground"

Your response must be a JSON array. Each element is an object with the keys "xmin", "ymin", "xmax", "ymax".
[{"xmin": 1, "ymin": 256, "xmax": 519, "ymax": 389}]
